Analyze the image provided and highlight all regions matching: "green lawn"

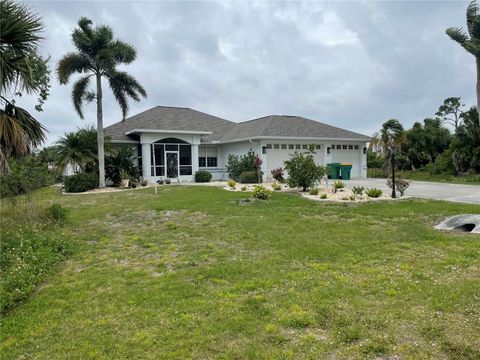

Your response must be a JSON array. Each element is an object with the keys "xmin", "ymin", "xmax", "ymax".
[
  {"xmin": 368, "ymin": 169, "xmax": 480, "ymax": 185},
  {"xmin": 1, "ymin": 186, "xmax": 480, "ymax": 359}
]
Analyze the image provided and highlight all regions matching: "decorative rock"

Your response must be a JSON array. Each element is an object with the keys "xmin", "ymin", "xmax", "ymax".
[{"xmin": 435, "ymin": 214, "xmax": 480, "ymax": 234}]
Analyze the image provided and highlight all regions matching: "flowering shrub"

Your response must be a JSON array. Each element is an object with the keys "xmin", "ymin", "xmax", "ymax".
[{"xmin": 271, "ymin": 168, "xmax": 285, "ymax": 182}]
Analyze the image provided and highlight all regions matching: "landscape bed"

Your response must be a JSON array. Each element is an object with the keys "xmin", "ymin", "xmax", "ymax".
[{"xmin": 1, "ymin": 185, "xmax": 479, "ymax": 359}]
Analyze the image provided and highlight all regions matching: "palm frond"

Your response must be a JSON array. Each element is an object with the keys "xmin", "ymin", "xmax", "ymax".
[
  {"xmin": 446, "ymin": 27, "xmax": 469, "ymax": 44},
  {"xmin": 0, "ymin": 0, "xmax": 44, "ymax": 93},
  {"xmin": 467, "ymin": 0, "xmax": 479, "ymax": 37},
  {"xmin": 71, "ymin": 75, "xmax": 92, "ymax": 119},
  {"xmin": 0, "ymin": 96, "xmax": 47, "ymax": 173},
  {"xmin": 56, "ymin": 52, "xmax": 92, "ymax": 84},
  {"xmin": 107, "ymin": 71, "xmax": 147, "ymax": 119},
  {"xmin": 111, "ymin": 40, "xmax": 137, "ymax": 64}
]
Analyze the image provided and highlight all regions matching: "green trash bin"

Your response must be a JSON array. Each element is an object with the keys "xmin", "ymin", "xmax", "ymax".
[
  {"xmin": 326, "ymin": 163, "xmax": 340, "ymax": 179},
  {"xmin": 339, "ymin": 164, "xmax": 352, "ymax": 180}
]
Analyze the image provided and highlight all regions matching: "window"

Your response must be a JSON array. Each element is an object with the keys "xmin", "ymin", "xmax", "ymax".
[
  {"xmin": 281, "ymin": 144, "xmax": 287, "ymax": 149},
  {"xmin": 266, "ymin": 144, "xmax": 272, "ymax": 149},
  {"xmin": 336, "ymin": 145, "xmax": 341, "ymax": 149},
  {"xmin": 343, "ymin": 145, "xmax": 347, "ymax": 150},
  {"xmin": 316, "ymin": 145, "xmax": 321, "ymax": 149},
  {"xmin": 199, "ymin": 146, "xmax": 218, "ymax": 168},
  {"xmin": 348, "ymin": 145, "xmax": 353, "ymax": 150},
  {"xmin": 137, "ymin": 144, "xmax": 143, "ymax": 177},
  {"xmin": 355, "ymin": 145, "xmax": 359, "ymax": 150},
  {"xmin": 331, "ymin": 144, "xmax": 335, "ymax": 148},
  {"xmin": 302, "ymin": 144, "xmax": 308, "ymax": 149},
  {"xmin": 296, "ymin": 144, "xmax": 301, "ymax": 149},
  {"xmin": 327, "ymin": 147, "xmax": 331, "ymax": 154},
  {"xmin": 274, "ymin": 144, "xmax": 279, "ymax": 149},
  {"xmin": 262, "ymin": 146, "xmax": 267, "ymax": 154},
  {"xmin": 289, "ymin": 144, "xmax": 294, "ymax": 149}
]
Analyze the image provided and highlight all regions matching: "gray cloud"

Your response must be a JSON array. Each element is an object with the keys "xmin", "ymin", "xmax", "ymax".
[{"xmin": 20, "ymin": 0, "xmax": 475, "ymax": 145}]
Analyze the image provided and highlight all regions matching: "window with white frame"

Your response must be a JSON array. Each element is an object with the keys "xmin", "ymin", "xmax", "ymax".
[{"xmin": 198, "ymin": 146, "xmax": 218, "ymax": 168}]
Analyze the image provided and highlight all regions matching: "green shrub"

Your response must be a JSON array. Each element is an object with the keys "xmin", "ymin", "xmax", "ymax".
[
  {"xmin": 320, "ymin": 193, "xmax": 327, "ymax": 199},
  {"xmin": 366, "ymin": 188, "xmax": 383, "ymax": 198},
  {"xmin": 105, "ymin": 146, "xmax": 139, "ymax": 186},
  {"xmin": 46, "ymin": 204, "xmax": 68, "ymax": 223},
  {"xmin": 239, "ymin": 171, "xmax": 261, "ymax": 184},
  {"xmin": 332, "ymin": 180, "xmax": 346, "ymax": 193},
  {"xmin": 349, "ymin": 195, "xmax": 356, "ymax": 201},
  {"xmin": 194, "ymin": 170, "xmax": 212, "ymax": 183},
  {"xmin": 241, "ymin": 186, "xmax": 247, "ymax": 191},
  {"xmin": 309, "ymin": 188, "xmax": 319, "ymax": 195},
  {"xmin": 352, "ymin": 186, "xmax": 364, "ymax": 195},
  {"xmin": 271, "ymin": 182, "xmax": 282, "ymax": 191},
  {"xmin": 226, "ymin": 151, "xmax": 262, "ymax": 181},
  {"xmin": 386, "ymin": 177, "xmax": 410, "ymax": 196},
  {"xmin": 252, "ymin": 185, "xmax": 272, "ymax": 200},
  {"xmin": 0, "ymin": 155, "xmax": 54, "ymax": 198},
  {"xmin": 284, "ymin": 151, "xmax": 326, "ymax": 191},
  {"xmin": 227, "ymin": 179, "xmax": 237, "ymax": 189},
  {"xmin": 64, "ymin": 173, "xmax": 98, "ymax": 193}
]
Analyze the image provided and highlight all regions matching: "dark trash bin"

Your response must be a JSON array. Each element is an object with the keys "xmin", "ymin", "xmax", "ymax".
[{"xmin": 339, "ymin": 164, "xmax": 352, "ymax": 180}]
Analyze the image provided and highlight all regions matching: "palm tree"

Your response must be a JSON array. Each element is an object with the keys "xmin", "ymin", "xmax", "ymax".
[
  {"xmin": 57, "ymin": 17, "xmax": 146, "ymax": 188},
  {"xmin": 0, "ymin": 0, "xmax": 48, "ymax": 173},
  {"xmin": 446, "ymin": 0, "xmax": 480, "ymax": 116},
  {"xmin": 54, "ymin": 127, "xmax": 98, "ymax": 174},
  {"xmin": 380, "ymin": 119, "xmax": 404, "ymax": 175}
]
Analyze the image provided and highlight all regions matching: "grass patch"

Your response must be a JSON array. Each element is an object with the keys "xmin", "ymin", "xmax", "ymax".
[{"xmin": 0, "ymin": 185, "xmax": 479, "ymax": 358}]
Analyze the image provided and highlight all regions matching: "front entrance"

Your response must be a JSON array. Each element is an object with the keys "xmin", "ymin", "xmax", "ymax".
[{"xmin": 166, "ymin": 152, "xmax": 178, "ymax": 178}]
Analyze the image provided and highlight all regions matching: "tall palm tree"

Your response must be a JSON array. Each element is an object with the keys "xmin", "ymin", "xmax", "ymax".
[
  {"xmin": 380, "ymin": 119, "xmax": 404, "ymax": 175},
  {"xmin": 57, "ymin": 17, "xmax": 146, "ymax": 188},
  {"xmin": 446, "ymin": 0, "xmax": 480, "ymax": 116},
  {"xmin": 0, "ymin": 0, "xmax": 48, "ymax": 173}
]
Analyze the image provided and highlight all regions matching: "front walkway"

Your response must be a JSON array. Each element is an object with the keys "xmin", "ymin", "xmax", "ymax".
[{"xmin": 347, "ymin": 178, "xmax": 480, "ymax": 205}]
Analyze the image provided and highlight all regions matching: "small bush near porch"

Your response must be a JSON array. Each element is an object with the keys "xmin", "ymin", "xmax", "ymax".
[{"xmin": 1, "ymin": 186, "xmax": 479, "ymax": 359}]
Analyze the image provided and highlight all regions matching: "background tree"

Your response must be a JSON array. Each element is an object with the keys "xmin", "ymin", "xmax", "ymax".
[
  {"xmin": 451, "ymin": 107, "xmax": 480, "ymax": 173},
  {"xmin": 0, "ymin": 0, "xmax": 50, "ymax": 173},
  {"xmin": 57, "ymin": 17, "xmax": 146, "ymax": 188},
  {"xmin": 435, "ymin": 97, "xmax": 465, "ymax": 130},
  {"xmin": 446, "ymin": 0, "xmax": 480, "ymax": 117}
]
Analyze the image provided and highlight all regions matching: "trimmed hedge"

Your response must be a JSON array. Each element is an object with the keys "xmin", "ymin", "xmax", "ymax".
[
  {"xmin": 194, "ymin": 170, "xmax": 212, "ymax": 183},
  {"xmin": 239, "ymin": 171, "xmax": 261, "ymax": 184},
  {"xmin": 64, "ymin": 173, "xmax": 98, "ymax": 193}
]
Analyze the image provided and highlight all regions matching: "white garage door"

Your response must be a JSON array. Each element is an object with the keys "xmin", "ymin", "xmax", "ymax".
[
  {"xmin": 266, "ymin": 144, "xmax": 323, "ymax": 179},
  {"xmin": 331, "ymin": 150, "xmax": 360, "ymax": 178}
]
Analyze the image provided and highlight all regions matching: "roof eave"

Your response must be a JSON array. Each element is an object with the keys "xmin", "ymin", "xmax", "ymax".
[
  {"xmin": 217, "ymin": 136, "xmax": 371, "ymax": 144},
  {"xmin": 125, "ymin": 129, "xmax": 212, "ymax": 136}
]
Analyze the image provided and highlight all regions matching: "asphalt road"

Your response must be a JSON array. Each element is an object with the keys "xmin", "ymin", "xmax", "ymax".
[{"xmin": 346, "ymin": 178, "xmax": 480, "ymax": 205}]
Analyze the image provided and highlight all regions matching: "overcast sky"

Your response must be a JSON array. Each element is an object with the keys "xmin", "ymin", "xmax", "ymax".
[{"xmin": 23, "ymin": 0, "xmax": 475, "ymax": 145}]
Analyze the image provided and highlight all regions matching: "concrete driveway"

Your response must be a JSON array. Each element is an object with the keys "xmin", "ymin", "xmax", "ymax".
[{"xmin": 345, "ymin": 178, "xmax": 480, "ymax": 205}]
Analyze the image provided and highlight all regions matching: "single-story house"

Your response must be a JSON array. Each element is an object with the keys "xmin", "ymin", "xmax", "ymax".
[{"xmin": 104, "ymin": 106, "xmax": 371, "ymax": 182}]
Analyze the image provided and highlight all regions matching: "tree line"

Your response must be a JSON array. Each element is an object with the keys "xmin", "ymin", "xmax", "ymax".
[{"xmin": 369, "ymin": 98, "xmax": 479, "ymax": 176}]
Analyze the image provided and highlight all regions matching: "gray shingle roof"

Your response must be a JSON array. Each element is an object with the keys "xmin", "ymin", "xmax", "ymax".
[
  {"xmin": 219, "ymin": 115, "xmax": 371, "ymax": 142},
  {"xmin": 104, "ymin": 106, "xmax": 236, "ymax": 143},
  {"xmin": 104, "ymin": 107, "xmax": 370, "ymax": 143}
]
